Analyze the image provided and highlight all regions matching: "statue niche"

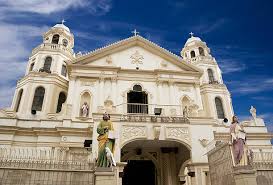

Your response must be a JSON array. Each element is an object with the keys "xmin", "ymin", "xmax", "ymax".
[{"xmin": 79, "ymin": 92, "xmax": 91, "ymax": 118}]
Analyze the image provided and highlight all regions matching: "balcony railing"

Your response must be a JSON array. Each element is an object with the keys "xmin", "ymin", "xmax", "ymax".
[
  {"xmin": 116, "ymin": 103, "xmax": 183, "ymax": 116},
  {"xmin": 32, "ymin": 43, "xmax": 74, "ymax": 56}
]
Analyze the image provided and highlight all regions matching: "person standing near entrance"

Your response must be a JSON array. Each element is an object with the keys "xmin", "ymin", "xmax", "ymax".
[{"xmin": 97, "ymin": 113, "xmax": 115, "ymax": 167}]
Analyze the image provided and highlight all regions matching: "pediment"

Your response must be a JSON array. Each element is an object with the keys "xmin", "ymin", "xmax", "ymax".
[{"xmin": 72, "ymin": 36, "xmax": 202, "ymax": 74}]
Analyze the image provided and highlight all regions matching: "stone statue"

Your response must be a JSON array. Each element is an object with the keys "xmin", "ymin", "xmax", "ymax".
[
  {"xmin": 250, "ymin": 106, "xmax": 256, "ymax": 119},
  {"xmin": 183, "ymin": 106, "xmax": 189, "ymax": 118},
  {"xmin": 97, "ymin": 113, "xmax": 116, "ymax": 167},
  {"xmin": 230, "ymin": 115, "xmax": 248, "ymax": 165},
  {"xmin": 81, "ymin": 102, "xmax": 89, "ymax": 117}
]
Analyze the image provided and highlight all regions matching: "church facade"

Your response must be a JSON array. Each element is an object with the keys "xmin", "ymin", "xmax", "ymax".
[{"xmin": 0, "ymin": 23, "xmax": 272, "ymax": 185}]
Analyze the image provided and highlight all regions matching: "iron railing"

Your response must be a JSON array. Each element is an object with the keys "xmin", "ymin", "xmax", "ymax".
[{"xmin": 115, "ymin": 103, "xmax": 183, "ymax": 116}]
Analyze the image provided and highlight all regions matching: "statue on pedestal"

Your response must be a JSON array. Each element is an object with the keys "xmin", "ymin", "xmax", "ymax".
[
  {"xmin": 183, "ymin": 106, "xmax": 189, "ymax": 118},
  {"xmin": 81, "ymin": 102, "xmax": 89, "ymax": 117},
  {"xmin": 97, "ymin": 113, "xmax": 116, "ymax": 167},
  {"xmin": 230, "ymin": 115, "xmax": 248, "ymax": 165},
  {"xmin": 250, "ymin": 106, "xmax": 257, "ymax": 119}
]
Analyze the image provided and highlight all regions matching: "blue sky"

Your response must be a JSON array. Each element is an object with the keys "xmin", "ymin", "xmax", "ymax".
[{"xmin": 0, "ymin": 0, "xmax": 272, "ymax": 131}]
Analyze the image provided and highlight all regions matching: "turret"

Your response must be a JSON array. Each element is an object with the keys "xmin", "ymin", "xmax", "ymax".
[
  {"xmin": 181, "ymin": 33, "xmax": 223, "ymax": 85},
  {"xmin": 181, "ymin": 33, "xmax": 234, "ymax": 122},
  {"xmin": 11, "ymin": 21, "xmax": 74, "ymax": 118}
]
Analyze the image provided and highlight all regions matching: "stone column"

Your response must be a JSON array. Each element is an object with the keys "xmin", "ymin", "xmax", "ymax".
[
  {"xmin": 111, "ymin": 77, "xmax": 117, "ymax": 105},
  {"xmin": 99, "ymin": 77, "xmax": 105, "ymax": 106},
  {"xmin": 157, "ymin": 81, "xmax": 162, "ymax": 105}
]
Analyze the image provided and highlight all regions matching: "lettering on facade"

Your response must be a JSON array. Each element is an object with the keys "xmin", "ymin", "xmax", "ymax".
[{"xmin": 120, "ymin": 115, "xmax": 189, "ymax": 123}]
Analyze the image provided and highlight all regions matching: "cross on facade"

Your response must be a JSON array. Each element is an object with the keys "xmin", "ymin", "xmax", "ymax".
[
  {"xmin": 61, "ymin": 19, "xmax": 66, "ymax": 25},
  {"xmin": 132, "ymin": 29, "xmax": 140, "ymax": 36},
  {"xmin": 189, "ymin": 32, "xmax": 194, "ymax": 37}
]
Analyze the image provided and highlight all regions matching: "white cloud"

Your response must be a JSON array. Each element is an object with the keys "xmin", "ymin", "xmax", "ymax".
[
  {"xmin": 190, "ymin": 18, "xmax": 227, "ymax": 34},
  {"xmin": 0, "ymin": 22, "xmax": 49, "ymax": 108},
  {"xmin": 0, "ymin": 0, "xmax": 112, "ymax": 15},
  {"xmin": 229, "ymin": 77, "xmax": 273, "ymax": 94},
  {"xmin": 0, "ymin": 85, "xmax": 15, "ymax": 109},
  {"xmin": 218, "ymin": 59, "xmax": 247, "ymax": 74}
]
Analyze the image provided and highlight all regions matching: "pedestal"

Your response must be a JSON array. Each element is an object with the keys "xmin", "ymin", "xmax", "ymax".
[
  {"xmin": 233, "ymin": 166, "xmax": 257, "ymax": 185},
  {"xmin": 94, "ymin": 162, "xmax": 127, "ymax": 185}
]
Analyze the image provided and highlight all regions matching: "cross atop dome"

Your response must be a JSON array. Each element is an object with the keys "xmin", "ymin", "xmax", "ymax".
[
  {"xmin": 189, "ymin": 32, "xmax": 194, "ymax": 37},
  {"xmin": 132, "ymin": 29, "xmax": 140, "ymax": 36},
  {"xmin": 61, "ymin": 19, "xmax": 66, "ymax": 25}
]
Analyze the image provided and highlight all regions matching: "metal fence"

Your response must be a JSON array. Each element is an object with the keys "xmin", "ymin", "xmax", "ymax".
[{"xmin": 0, "ymin": 147, "xmax": 95, "ymax": 185}]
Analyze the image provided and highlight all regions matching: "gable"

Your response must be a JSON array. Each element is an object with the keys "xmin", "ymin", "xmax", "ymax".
[
  {"xmin": 86, "ymin": 46, "xmax": 186, "ymax": 71},
  {"xmin": 72, "ymin": 36, "xmax": 202, "ymax": 74}
]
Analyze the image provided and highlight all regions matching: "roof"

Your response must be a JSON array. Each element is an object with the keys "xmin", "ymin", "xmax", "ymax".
[
  {"xmin": 73, "ymin": 35, "xmax": 203, "ymax": 73},
  {"xmin": 53, "ymin": 23, "xmax": 70, "ymax": 33}
]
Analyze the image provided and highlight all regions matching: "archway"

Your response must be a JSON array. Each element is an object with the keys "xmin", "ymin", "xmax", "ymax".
[{"xmin": 121, "ymin": 140, "xmax": 191, "ymax": 185}]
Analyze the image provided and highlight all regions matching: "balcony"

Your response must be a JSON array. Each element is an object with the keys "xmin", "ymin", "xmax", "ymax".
[
  {"xmin": 32, "ymin": 43, "xmax": 74, "ymax": 57},
  {"xmin": 116, "ymin": 103, "xmax": 182, "ymax": 116}
]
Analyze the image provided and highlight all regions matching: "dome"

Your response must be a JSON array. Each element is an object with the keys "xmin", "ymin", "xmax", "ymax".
[
  {"xmin": 185, "ymin": 36, "xmax": 201, "ymax": 45},
  {"xmin": 53, "ymin": 23, "xmax": 70, "ymax": 32}
]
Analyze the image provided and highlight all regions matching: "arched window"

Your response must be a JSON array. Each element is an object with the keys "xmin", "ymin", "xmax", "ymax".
[
  {"xmin": 133, "ymin": 85, "xmax": 142, "ymax": 92},
  {"xmin": 31, "ymin": 87, "xmax": 45, "ymax": 111},
  {"xmin": 215, "ymin": 97, "xmax": 225, "ymax": 119},
  {"xmin": 43, "ymin": 56, "xmax": 52, "ymax": 73},
  {"xmin": 61, "ymin": 64, "xmax": 67, "ymax": 77},
  {"xmin": 207, "ymin": 69, "xmax": 215, "ymax": 83},
  {"xmin": 52, "ymin": 34, "xmax": 60, "ymax": 44},
  {"xmin": 29, "ymin": 63, "xmax": 35, "ymax": 72},
  {"xmin": 15, "ymin": 89, "xmax": 23, "ymax": 112},
  {"xmin": 56, "ymin": 92, "xmax": 66, "ymax": 113},
  {"xmin": 190, "ymin": 51, "xmax": 196, "ymax": 58},
  {"xmin": 199, "ymin": 47, "xmax": 205, "ymax": 56}
]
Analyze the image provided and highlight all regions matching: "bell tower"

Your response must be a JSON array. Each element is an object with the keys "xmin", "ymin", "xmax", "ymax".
[
  {"xmin": 181, "ymin": 33, "xmax": 234, "ymax": 121},
  {"xmin": 11, "ymin": 21, "xmax": 75, "ymax": 118}
]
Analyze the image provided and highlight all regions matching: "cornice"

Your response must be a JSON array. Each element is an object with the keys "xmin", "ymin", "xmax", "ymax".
[
  {"xmin": 214, "ymin": 132, "xmax": 273, "ymax": 140},
  {"xmin": 17, "ymin": 72, "xmax": 69, "ymax": 89},
  {"xmin": 0, "ymin": 125, "xmax": 93, "ymax": 137}
]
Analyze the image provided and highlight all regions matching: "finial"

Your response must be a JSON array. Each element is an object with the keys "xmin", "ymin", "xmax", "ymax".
[
  {"xmin": 132, "ymin": 29, "xmax": 140, "ymax": 36},
  {"xmin": 61, "ymin": 19, "xmax": 66, "ymax": 25},
  {"xmin": 189, "ymin": 32, "xmax": 194, "ymax": 37}
]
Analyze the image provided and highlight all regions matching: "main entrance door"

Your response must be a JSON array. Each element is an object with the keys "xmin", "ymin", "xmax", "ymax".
[{"xmin": 122, "ymin": 160, "xmax": 156, "ymax": 185}]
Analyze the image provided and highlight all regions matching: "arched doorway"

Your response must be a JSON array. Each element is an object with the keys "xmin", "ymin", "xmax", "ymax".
[
  {"xmin": 121, "ymin": 140, "xmax": 191, "ymax": 185},
  {"xmin": 123, "ymin": 159, "xmax": 156, "ymax": 185}
]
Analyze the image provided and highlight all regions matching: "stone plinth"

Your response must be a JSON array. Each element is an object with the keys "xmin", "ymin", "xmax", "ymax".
[
  {"xmin": 233, "ymin": 166, "xmax": 257, "ymax": 185},
  {"xmin": 207, "ymin": 142, "xmax": 257, "ymax": 185},
  {"xmin": 94, "ymin": 162, "xmax": 127, "ymax": 185},
  {"xmin": 95, "ymin": 168, "xmax": 116, "ymax": 185}
]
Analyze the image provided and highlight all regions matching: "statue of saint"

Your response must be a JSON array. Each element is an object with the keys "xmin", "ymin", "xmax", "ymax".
[
  {"xmin": 81, "ymin": 102, "xmax": 89, "ymax": 117},
  {"xmin": 230, "ymin": 115, "xmax": 248, "ymax": 165},
  {"xmin": 250, "ymin": 106, "xmax": 257, "ymax": 119},
  {"xmin": 183, "ymin": 106, "xmax": 189, "ymax": 118},
  {"xmin": 97, "ymin": 113, "xmax": 116, "ymax": 167}
]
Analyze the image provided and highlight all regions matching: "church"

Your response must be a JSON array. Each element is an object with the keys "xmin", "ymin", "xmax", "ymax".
[{"xmin": 0, "ymin": 22, "xmax": 272, "ymax": 185}]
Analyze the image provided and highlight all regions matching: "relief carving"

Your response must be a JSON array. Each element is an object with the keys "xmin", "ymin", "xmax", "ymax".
[
  {"xmin": 165, "ymin": 127, "xmax": 190, "ymax": 143},
  {"xmin": 121, "ymin": 126, "xmax": 147, "ymax": 143}
]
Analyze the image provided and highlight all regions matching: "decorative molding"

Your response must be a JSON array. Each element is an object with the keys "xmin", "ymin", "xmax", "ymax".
[
  {"xmin": 121, "ymin": 126, "xmax": 147, "ymax": 143},
  {"xmin": 130, "ymin": 50, "xmax": 144, "ymax": 65},
  {"xmin": 199, "ymin": 138, "xmax": 209, "ymax": 147},
  {"xmin": 106, "ymin": 56, "xmax": 113, "ymax": 64},
  {"xmin": 165, "ymin": 127, "xmax": 190, "ymax": 143}
]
